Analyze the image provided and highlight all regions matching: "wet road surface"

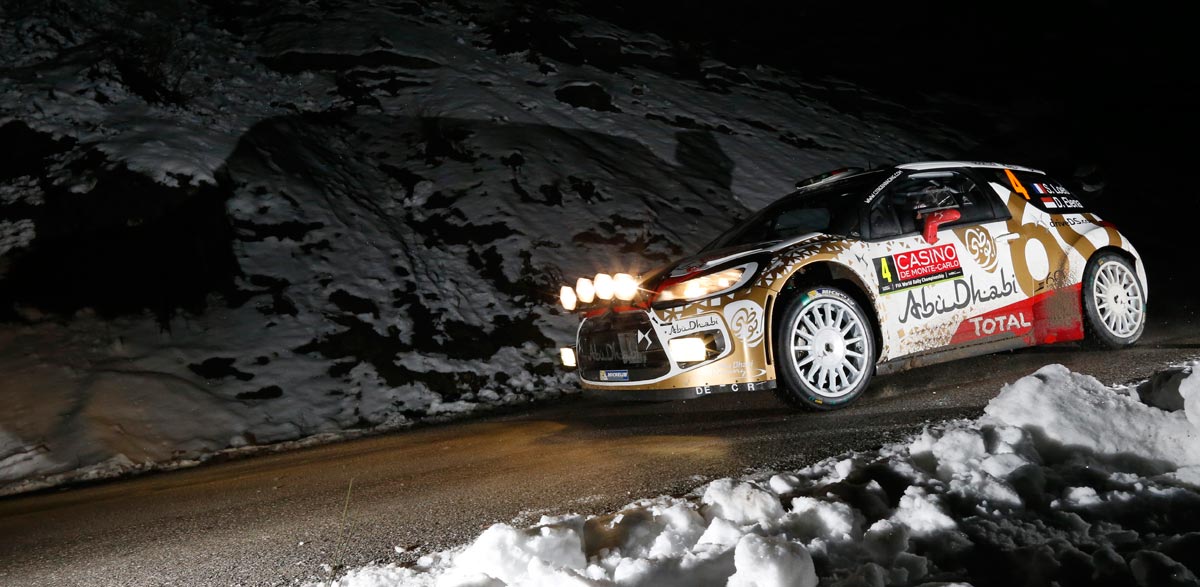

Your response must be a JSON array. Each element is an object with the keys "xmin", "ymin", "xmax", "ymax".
[{"xmin": 1, "ymin": 311, "xmax": 1197, "ymax": 586}]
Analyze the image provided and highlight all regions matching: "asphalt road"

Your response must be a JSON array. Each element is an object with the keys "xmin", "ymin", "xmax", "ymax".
[{"xmin": 2, "ymin": 310, "xmax": 1197, "ymax": 587}]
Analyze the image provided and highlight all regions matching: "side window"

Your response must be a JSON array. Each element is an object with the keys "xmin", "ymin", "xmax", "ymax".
[
  {"xmin": 868, "ymin": 170, "xmax": 1003, "ymax": 239},
  {"xmin": 866, "ymin": 196, "xmax": 903, "ymax": 239},
  {"xmin": 951, "ymin": 175, "xmax": 1000, "ymax": 224}
]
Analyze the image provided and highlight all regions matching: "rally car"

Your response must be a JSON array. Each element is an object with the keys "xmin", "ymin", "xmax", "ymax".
[{"xmin": 555, "ymin": 161, "xmax": 1147, "ymax": 409}]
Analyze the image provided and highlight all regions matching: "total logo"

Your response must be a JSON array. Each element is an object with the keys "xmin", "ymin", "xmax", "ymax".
[{"xmin": 967, "ymin": 312, "xmax": 1032, "ymax": 337}]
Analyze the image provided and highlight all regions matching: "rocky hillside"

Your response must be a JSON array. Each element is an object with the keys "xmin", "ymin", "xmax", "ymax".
[{"xmin": 0, "ymin": 0, "xmax": 969, "ymax": 494}]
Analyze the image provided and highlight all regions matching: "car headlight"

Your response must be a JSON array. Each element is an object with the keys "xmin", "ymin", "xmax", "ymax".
[
  {"xmin": 657, "ymin": 263, "xmax": 757, "ymax": 303},
  {"xmin": 668, "ymin": 337, "xmax": 707, "ymax": 362}
]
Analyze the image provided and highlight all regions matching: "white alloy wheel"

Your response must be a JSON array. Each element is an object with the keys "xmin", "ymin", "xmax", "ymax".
[
  {"xmin": 1092, "ymin": 260, "xmax": 1144, "ymax": 338},
  {"xmin": 789, "ymin": 296, "xmax": 869, "ymax": 398}
]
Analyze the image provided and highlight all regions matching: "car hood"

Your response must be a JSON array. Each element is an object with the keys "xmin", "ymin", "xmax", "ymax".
[{"xmin": 661, "ymin": 232, "xmax": 836, "ymax": 279}]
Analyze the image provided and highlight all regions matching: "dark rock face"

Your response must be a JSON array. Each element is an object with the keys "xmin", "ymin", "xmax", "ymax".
[
  {"xmin": 554, "ymin": 82, "xmax": 621, "ymax": 112},
  {"xmin": 0, "ymin": 0, "xmax": 953, "ymax": 491},
  {"xmin": 0, "ymin": 126, "xmax": 238, "ymax": 326},
  {"xmin": 189, "ymin": 357, "xmax": 255, "ymax": 381}
]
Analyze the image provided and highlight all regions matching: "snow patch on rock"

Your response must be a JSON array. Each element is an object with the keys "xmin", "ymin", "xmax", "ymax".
[{"xmin": 0, "ymin": 0, "xmax": 963, "ymax": 495}]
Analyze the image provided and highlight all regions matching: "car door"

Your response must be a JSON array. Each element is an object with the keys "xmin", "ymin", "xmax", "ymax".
[
  {"xmin": 863, "ymin": 169, "xmax": 1021, "ymax": 360},
  {"xmin": 965, "ymin": 168, "xmax": 1084, "ymax": 345},
  {"xmin": 941, "ymin": 170, "xmax": 1032, "ymax": 347}
]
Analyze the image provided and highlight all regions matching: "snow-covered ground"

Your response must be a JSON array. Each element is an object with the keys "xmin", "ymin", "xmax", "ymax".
[
  {"xmin": 319, "ymin": 363, "xmax": 1200, "ymax": 587},
  {"xmin": 0, "ymin": 0, "xmax": 967, "ymax": 494}
]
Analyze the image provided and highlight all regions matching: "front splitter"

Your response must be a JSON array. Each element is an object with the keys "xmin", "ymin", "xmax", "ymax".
[{"xmin": 581, "ymin": 379, "xmax": 777, "ymax": 401}]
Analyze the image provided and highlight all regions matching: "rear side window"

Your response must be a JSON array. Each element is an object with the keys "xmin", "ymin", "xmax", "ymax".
[{"xmin": 985, "ymin": 169, "xmax": 1087, "ymax": 213}]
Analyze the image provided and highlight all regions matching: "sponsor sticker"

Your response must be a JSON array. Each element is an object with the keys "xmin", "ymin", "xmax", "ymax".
[
  {"xmin": 723, "ymin": 300, "xmax": 765, "ymax": 347},
  {"xmin": 717, "ymin": 361, "xmax": 769, "ymax": 378},
  {"xmin": 898, "ymin": 269, "xmax": 1017, "ymax": 324},
  {"xmin": 968, "ymin": 312, "xmax": 1032, "ymax": 337},
  {"xmin": 599, "ymin": 369, "xmax": 629, "ymax": 382},
  {"xmin": 864, "ymin": 170, "xmax": 903, "ymax": 204},
  {"xmin": 961, "ymin": 227, "xmax": 998, "ymax": 273},
  {"xmin": 1050, "ymin": 217, "xmax": 1092, "ymax": 228},
  {"xmin": 664, "ymin": 314, "xmax": 721, "ymax": 337},
  {"xmin": 950, "ymin": 303, "xmax": 1036, "ymax": 345},
  {"xmin": 874, "ymin": 243, "xmax": 963, "ymax": 294}
]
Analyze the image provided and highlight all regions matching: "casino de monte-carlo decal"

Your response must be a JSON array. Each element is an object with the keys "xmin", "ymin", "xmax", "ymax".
[{"xmin": 873, "ymin": 242, "xmax": 963, "ymax": 294}]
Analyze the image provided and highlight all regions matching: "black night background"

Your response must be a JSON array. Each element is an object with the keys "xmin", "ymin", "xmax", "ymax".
[{"xmin": 1, "ymin": 1, "xmax": 1198, "ymax": 585}]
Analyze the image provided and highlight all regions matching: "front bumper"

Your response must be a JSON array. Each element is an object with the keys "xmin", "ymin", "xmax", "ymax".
[{"xmin": 573, "ymin": 306, "xmax": 775, "ymax": 398}]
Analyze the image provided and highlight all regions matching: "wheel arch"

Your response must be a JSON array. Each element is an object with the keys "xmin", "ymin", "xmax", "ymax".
[
  {"xmin": 1084, "ymin": 244, "xmax": 1146, "ymax": 300},
  {"xmin": 1089, "ymin": 244, "xmax": 1136, "ymax": 266},
  {"xmin": 1062, "ymin": 220, "xmax": 1147, "ymax": 298},
  {"xmin": 767, "ymin": 260, "xmax": 883, "ymax": 365}
]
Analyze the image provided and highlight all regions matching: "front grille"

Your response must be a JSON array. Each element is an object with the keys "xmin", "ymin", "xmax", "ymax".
[{"xmin": 577, "ymin": 311, "xmax": 670, "ymax": 381}]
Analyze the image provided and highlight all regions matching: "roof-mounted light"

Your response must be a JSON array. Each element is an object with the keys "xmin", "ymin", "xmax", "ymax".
[
  {"xmin": 575, "ymin": 278, "xmax": 595, "ymax": 304},
  {"xmin": 559, "ymin": 285, "xmax": 577, "ymax": 311},
  {"xmin": 613, "ymin": 273, "xmax": 637, "ymax": 301},
  {"xmin": 594, "ymin": 273, "xmax": 614, "ymax": 300}
]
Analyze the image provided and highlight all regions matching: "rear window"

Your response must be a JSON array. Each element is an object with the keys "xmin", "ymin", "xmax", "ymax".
[{"xmin": 983, "ymin": 169, "xmax": 1087, "ymax": 213}]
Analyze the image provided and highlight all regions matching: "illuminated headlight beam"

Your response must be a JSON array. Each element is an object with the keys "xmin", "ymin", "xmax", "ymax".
[
  {"xmin": 559, "ymin": 285, "xmax": 577, "ymax": 311},
  {"xmin": 613, "ymin": 273, "xmax": 637, "ymax": 301},
  {"xmin": 559, "ymin": 347, "xmax": 577, "ymax": 367},
  {"xmin": 575, "ymin": 278, "xmax": 595, "ymax": 303},
  {"xmin": 668, "ymin": 337, "xmax": 707, "ymax": 362},
  {"xmin": 594, "ymin": 273, "xmax": 615, "ymax": 300}
]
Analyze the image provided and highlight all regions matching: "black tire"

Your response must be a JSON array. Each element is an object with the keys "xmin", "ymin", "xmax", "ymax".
[
  {"xmin": 773, "ymin": 286, "xmax": 876, "ymax": 410},
  {"xmin": 1082, "ymin": 252, "xmax": 1146, "ymax": 349}
]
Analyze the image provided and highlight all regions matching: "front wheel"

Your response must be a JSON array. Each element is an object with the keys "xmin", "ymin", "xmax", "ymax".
[
  {"xmin": 1082, "ymin": 252, "xmax": 1146, "ymax": 349},
  {"xmin": 774, "ymin": 286, "xmax": 876, "ymax": 410}
]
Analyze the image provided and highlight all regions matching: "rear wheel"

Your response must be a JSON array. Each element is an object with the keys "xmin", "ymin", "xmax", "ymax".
[
  {"xmin": 1082, "ymin": 252, "xmax": 1146, "ymax": 348},
  {"xmin": 774, "ymin": 286, "xmax": 876, "ymax": 410}
]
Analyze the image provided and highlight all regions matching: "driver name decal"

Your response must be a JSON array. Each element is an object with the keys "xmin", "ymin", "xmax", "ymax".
[{"xmin": 874, "ymin": 243, "xmax": 963, "ymax": 294}]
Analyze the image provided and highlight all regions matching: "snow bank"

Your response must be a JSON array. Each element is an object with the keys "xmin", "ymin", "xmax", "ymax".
[
  {"xmin": 0, "ymin": 0, "xmax": 962, "ymax": 494},
  {"xmin": 319, "ymin": 364, "xmax": 1200, "ymax": 587},
  {"xmin": 984, "ymin": 364, "xmax": 1200, "ymax": 471}
]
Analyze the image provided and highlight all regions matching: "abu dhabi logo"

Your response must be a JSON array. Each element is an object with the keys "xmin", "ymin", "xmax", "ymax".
[
  {"xmin": 723, "ymin": 300, "xmax": 765, "ymax": 347},
  {"xmin": 963, "ymin": 226, "xmax": 998, "ymax": 273}
]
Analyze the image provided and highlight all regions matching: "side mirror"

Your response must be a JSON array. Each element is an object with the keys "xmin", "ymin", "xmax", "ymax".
[{"xmin": 921, "ymin": 209, "xmax": 961, "ymax": 244}]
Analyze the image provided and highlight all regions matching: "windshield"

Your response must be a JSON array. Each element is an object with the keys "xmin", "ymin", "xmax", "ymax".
[{"xmin": 701, "ymin": 170, "xmax": 884, "ymax": 251}]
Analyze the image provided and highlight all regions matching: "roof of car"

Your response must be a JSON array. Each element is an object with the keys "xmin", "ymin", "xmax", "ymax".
[{"xmin": 897, "ymin": 161, "xmax": 1045, "ymax": 174}]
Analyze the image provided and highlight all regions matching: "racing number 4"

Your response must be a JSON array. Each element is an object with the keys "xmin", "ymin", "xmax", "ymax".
[{"xmin": 879, "ymin": 257, "xmax": 893, "ymax": 283}]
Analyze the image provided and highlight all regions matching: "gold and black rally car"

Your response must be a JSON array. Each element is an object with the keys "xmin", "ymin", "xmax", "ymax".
[{"xmin": 556, "ymin": 162, "xmax": 1147, "ymax": 409}]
